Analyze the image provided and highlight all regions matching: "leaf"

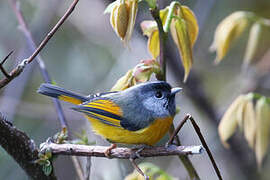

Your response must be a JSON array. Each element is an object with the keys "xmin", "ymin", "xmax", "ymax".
[
  {"xmin": 133, "ymin": 59, "xmax": 160, "ymax": 82},
  {"xmin": 148, "ymin": 30, "xmax": 160, "ymax": 59},
  {"xmin": 115, "ymin": 2, "xmax": 129, "ymax": 39},
  {"xmin": 255, "ymin": 97, "xmax": 270, "ymax": 168},
  {"xmin": 110, "ymin": 3, "xmax": 118, "ymax": 29},
  {"xmin": 111, "ymin": 70, "xmax": 136, "ymax": 91},
  {"xmin": 42, "ymin": 160, "xmax": 52, "ymax": 176},
  {"xmin": 218, "ymin": 95, "xmax": 246, "ymax": 148},
  {"xmin": 181, "ymin": 6, "xmax": 199, "ymax": 46},
  {"xmin": 160, "ymin": 7, "xmax": 169, "ymax": 25},
  {"xmin": 243, "ymin": 101, "xmax": 256, "ymax": 149},
  {"xmin": 170, "ymin": 18, "xmax": 193, "ymax": 82},
  {"xmin": 243, "ymin": 22, "xmax": 263, "ymax": 65},
  {"xmin": 140, "ymin": 20, "xmax": 157, "ymax": 37},
  {"xmin": 210, "ymin": 11, "xmax": 252, "ymax": 63},
  {"xmin": 124, "ymin": 0, "xmax": 138, "ymax": 45}
]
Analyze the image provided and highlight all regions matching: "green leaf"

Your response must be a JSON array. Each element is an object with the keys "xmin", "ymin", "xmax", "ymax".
[{"xmin": 42, "ymin": 160, "xmax": 52, "ymax": 176}]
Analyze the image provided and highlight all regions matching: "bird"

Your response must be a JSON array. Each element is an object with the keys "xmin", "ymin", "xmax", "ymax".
[{"xmin": 37, "ymin": 81, "xmax": 181, "ymax": 148}]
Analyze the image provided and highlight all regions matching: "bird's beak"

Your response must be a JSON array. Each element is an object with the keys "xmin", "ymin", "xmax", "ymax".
[{"xmin": 171, "ymin": 87, "xmax": 182, "ymax": 95}]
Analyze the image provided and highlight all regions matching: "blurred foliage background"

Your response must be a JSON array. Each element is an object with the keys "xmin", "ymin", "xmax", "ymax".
[{"xmin": 0, "ymin": 0, "xmax": 270, "ymax": 179}]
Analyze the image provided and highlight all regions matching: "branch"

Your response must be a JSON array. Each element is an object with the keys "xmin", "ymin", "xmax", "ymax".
[
  {"xmin": 0, "ymin": 0, "xmax": 79, "ymax": 89},
  {"xmin": 41, "ymin": 143, "xmax": 203, "ymax": 159},
  {"xmin": 0, "ymin": 113, "xmax": 56, "ymax": 179}
]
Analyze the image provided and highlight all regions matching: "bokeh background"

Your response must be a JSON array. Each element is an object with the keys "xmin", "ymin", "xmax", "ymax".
[{"xmin": 0, "ymin": 0, "xmax": 270, "ymax": 179}]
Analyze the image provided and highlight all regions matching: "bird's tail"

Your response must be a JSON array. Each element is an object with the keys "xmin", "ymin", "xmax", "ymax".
[{"xmin": 37, "ymin": 83, "xmax": 89, "ymax": 105}]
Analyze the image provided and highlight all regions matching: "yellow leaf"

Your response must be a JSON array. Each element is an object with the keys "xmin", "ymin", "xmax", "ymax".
[
  {"xmin": 210, "ymin": 11, "xmax": 252, "ymax": 64},
  {"xmin": 115, "ymin": 2, "xmax": 129, "ymax": 39},
  {"xmin": 243, "ymin": 22, "xmax": 263, "ymax": 65},
  {"xmin": 218, "ymin": 95, "xmax": 246, "ymax": 148},
  {"xmin": 243, "ymin": 101, "xmax": 256, "ymax": 149},
  {"xmin": 160, "ymin": 7, "xmax": 169, "ymax": 25},
  {"xmin": 124, "ymin": 0, "xmax": 138, "ymax": 45},
  {"xmin": 170, "ymin": 18, "xmax": 193, "ymax": 82},
  {"xmin": 111, "ymin": 70, "xmax": 136, "ymax": 91},
  {"xmin": 255, "ymin": 97, "xmax": 270, "ymax": 168},
  {"xmin": 110, "ymin": 4, "xmax": 118, "ymax": 29},
  {"xmin": 148, "ymin": 30, "xmax": 160, "ymax": 59},
  {"xmin": 181, "ymin": 6, "xmax": 199, "ymax": 46}
]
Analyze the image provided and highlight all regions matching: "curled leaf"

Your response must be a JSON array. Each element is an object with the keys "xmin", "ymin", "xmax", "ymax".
[
  {"xmin": 210, "ymin": 11, "xmax": 253, "ymax": 63},
  {"xmin": 140, "ymin": 21, "xmax": 160, "ymax": 59},
  {"xmin": 124, "ymin": 0, "xmax": 138, "ymax": 45},
  {"xmin": 181, "ymin": 6, "xmax": 199, "ymax": 46},
  {"xmin": 148, "ymin": 30, "xmax": 160, "ymax": 59},
  {"xmin": 171, "ymin": 18, "xmax": 193, "ymax": 82},
  {"xmin": 111, "ymin": 70, "xmax": 136, "ymax": 91},
  {"xmin": 133, "ymin": 59, "xmax": 160, "ymax": 82},
  {"xmin": 140, "ymin": 20, "xmax": 157, "ymax": 37},
  {"xmin": 243, "ymin": 22, "xmax": 263, "ymax": 65},
  {"xmin": 115, "ymin": 2, "xmax": 129, "ymax": 39},
  {"xmin": 243, "ymin": 101, "xmax": 256, "ymax": 149},
  {"xmin": 107, "ymin": 0, "xmax": 138, "ymax": 44},
  {"xmin": 255, "ymin": 97, "xmax": 270, "ymax": 168},
  {"xmin": 218, "ymin": 95, "xmax": 247, "ymax": 148}
]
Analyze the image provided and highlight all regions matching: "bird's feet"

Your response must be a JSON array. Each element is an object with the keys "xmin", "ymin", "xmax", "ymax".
[{"xmin": 104, "ymin": 143, "xmax": 117, "ymax": 158}]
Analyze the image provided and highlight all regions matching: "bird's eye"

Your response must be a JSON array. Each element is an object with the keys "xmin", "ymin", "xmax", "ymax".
[{"xmin": 155, "ymin": 91, "xmax": 163, "ymax": 99}]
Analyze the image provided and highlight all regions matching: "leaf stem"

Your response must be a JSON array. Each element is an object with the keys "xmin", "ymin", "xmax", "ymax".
[{"xmin": 164, "ymin": 1, "xmax": 181, "ymax": 33}]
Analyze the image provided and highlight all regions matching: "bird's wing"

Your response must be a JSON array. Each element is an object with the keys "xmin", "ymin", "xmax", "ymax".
[{"xmin": 72, "ymin": 99, "xmax": 124, "ymax": 128}]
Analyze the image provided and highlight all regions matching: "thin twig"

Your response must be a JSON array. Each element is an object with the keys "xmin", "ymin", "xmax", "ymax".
[
  {"xmin": 85, "ymin": 157, "xmax": 91, "ymax": 180},
  {"xmin": 167, "ymin": 115, "xmax": 190, "ymax": 146},
  {"xmin": 0, "ymin": 51, "xmax": 13, "ymax": 78},
  {"xmin": 71, "ymin": 156, "xmax": 85, "ymax": 180},
  {"xmin": 167, "ymin": 114, "xmax": 223, "ymax": 180},
  {"xmin": 0, "ymin": 0, "xmax": 79, "ymax": 89},
  {"xmin": 129, "ymin": 158, "xmax": 149, "ymax": 180},
  {"xmin": 41, "ymin": 143, "xmax": 203, "ymax": 158}
]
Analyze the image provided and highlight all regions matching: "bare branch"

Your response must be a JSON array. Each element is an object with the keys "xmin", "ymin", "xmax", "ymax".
[
  {"xmin": 0, "ymin": 113, "xmax": 56, "ymax": 179},
  {"xmin": 0, "ymin": 0, "xmax": 80, "ymax": 89},
  {"xmin": 0, "ymin": 51, "xmax": 13, "ymax": 78},
  {"xmin": 41, "ymin": 143, "xmax": 203, "ymax": 159}
]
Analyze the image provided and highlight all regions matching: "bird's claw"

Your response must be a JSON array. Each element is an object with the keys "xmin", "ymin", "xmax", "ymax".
[{"xmin": 104, "ymin": 144, "xmax": 117, "ymax": 158}]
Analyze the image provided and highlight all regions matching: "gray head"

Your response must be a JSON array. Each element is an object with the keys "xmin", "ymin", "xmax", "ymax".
[
  {"xmin": 104, "ymin": 81, "xmax": 182, "ymax": 131},
  {"xmin": 130, "ymin": 81, "xmax": 181, "ymax": 117},
  {"xmin": 120, "ymin": 82, "xmax": 180, "ymax": 118}
]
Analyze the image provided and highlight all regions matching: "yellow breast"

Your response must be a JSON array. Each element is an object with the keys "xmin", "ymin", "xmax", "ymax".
[{"xmin": 86, "ymin": 116, "xmax": 173, "ymax": 146}]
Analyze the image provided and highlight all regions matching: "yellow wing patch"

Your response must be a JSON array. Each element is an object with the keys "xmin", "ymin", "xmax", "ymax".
[
  {"xmin": 84, "ymin": 99, "xmax": 123, "ymax": 116},
  {"xmin": 59, "ymin": 95, "xmax": 83, "ymax": 105},
  {"xmin": 80, "ymin": 99, "xmax": 123, "ymax": 127}
]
